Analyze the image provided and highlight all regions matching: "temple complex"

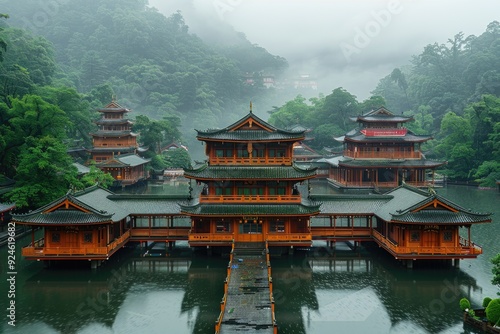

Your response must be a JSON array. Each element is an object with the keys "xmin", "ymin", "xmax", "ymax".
[{"xmin": 12, "ymin": 106, "xmax": 491, "ymax": 269}]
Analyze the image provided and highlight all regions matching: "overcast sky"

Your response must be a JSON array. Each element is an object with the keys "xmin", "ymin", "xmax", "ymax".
[{"xmin": 149, "ymin": 0, "xmax": 500, "ymax": 100}]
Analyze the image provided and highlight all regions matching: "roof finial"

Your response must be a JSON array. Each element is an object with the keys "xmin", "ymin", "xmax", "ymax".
[
  {"xmin": 112, "ymin": 94, "xmax": 116, "ymax": 102},
  {"xmin": 250, "ymin": 101, "xmax": 253, "ymax": 113}
]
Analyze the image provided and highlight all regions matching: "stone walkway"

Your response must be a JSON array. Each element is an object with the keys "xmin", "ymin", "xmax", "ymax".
[{"xmin": 219, "ymin": 254, "xmax": 275, "ymax": 333}]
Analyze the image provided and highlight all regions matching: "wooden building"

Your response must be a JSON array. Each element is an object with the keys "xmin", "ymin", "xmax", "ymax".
[
  {"xmin": 12, "ymin": 186, "xmax": 131, "ymax": 268},
  {"xmin": 328, "ymin": 107, "xmax": 445, "ymax": 190},
  {"xmin": 371, "ymin": 184, "xmax": 490, "ymax": 267},
  {"xmin": 312, "ymin": 183, "xmax": 491, "ymax": 267},
  {"xmin": 88, "ymin": 100, "xmax": 149, "ymax": 187},
  {"xmin": 180, "ymin": 108, "xmax": 321, "ymax": 250}
]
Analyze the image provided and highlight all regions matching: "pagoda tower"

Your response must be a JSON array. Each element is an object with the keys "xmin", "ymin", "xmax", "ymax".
[
  {"xmin": 89, "ymin": 100, "xmax": 138, "ymax": 162},
  {"xmin": 88, "ymin": 100, "xmax": 149, "ymax": 186},
  {"xmin": 329, "ymin": 107, "xmax": 445, "ymax": 189},
  {"xmin": 181, "ymin": 107, "xmax": 320, "ymax": 250}
]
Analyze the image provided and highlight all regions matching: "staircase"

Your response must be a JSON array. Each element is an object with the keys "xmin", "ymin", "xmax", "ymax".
[{"xmin": 233, "ymin": 242, "xmax": 266, "ymax": 256}]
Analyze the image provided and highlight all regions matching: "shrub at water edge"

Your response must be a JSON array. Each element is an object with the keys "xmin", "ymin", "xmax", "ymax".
[
  {"xmin": 483, "ymin": 297, "xmax": 493, "ymax": 308},
  {"xmin": 460, "ymin": 297, "xmax": 471, "ymax": 311},
  {"xmin": 485, "ymin": 298, "xmax": 500, "ymax": 325}
]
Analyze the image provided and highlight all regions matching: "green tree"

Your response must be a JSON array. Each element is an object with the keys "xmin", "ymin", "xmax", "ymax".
[
  {"xmin": 315, "ymin": 87, "xmax": 359, "ymax": 131},
  {"xmin": 80, "ymin": 163, "xmax": 114, "ymax": 189},
  {"xmin": 6, "ymin": 136, "xmax": 79, "ymax": 209},
  {"xmin": 268, "ymin": 95, "xmax": 312, "ymax": 129},
  {"xmin": 0, "ymin": 95, "xmax": 70, "ymax": 178},
  {"xmin": 435, "ymin": 111, "xmax": 475, "ymax": 180},
  {"xmin": 162, "ymin": 148, "xmax": 191, "ymax": 169}
]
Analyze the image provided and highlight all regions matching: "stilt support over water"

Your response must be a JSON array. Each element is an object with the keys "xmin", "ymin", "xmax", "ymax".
[
  {"xmin": 406, "ymin": 259, "xmax": 414, "ymax": 269},
  {"xmin": 454, "ymin": 259, "xmax": 460, "ymax": 268}
]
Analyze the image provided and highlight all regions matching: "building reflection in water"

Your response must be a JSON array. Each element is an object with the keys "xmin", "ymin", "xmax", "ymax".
[
  {"xmin": 271, "ymin": 243, "xmax": 481, "ymax": 334},
  {"xmin": 16, "ymin": 251, "xmax": 226, "ymax": 334}
]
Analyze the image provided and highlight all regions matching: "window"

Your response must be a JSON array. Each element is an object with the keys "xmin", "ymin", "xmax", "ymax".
[
  {"xmin": 237, "ymin": 149, "xmax": 249, "ymax": 157},
  {"xmin": 443, "ymin": 231, "xmax": 452, "ymax": 242},
  {"xmin": 270, "ymin": 221, "xmax": 285, "ymax": 232},
  {"xmin": 410, "ymin": 231, "xmax": 420, "ymax": 242},
  {"xmin": 83, "ymin": 232, "xmax": 93, "ymax": 243},
  {"xmin": 239, "ymin": 222, "xmax": 262, "ymax": 233},
  {"xmin": 51, "ymin": 232, "xmax": 60, "ymax": 243},
  {"xmin": 216, "ymin": 221, "xmax": 230, "ymax": 233}
]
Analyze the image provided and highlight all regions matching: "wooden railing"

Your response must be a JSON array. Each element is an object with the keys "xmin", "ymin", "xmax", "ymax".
[
  {"xmin": 200, "ymin": 194, "xmax": 301, "ymax": 203},
  {"xmin": 215, "ymin": 242, "xmax": 235, "ymax": 334},
  {"xmin": 330, "ymin": 179, "xmax": 431, "ymax": 188},
  {"xmin": 129, "ymin": 227, "xmax": 190, "ymax": 238},
  {"xmin": 373, "ymin": 230, "xmax": 483, "ymax": 256},
  {"xmin": 189, "ymin": 233, "xmax": 234, "ymax": 242},
  {"xmin": 265, "ymin": 242, "xmax": 278, "ymax": 334},
  {"xmin": 266, "ymin": 233, "xmax": 311, "ymax": 242},
  {"xmin": 22, "ymin": 230, "xmax": 131, "ymax": 257},
  {"xmin": 344, "ymin": 150, "xmax": 421, "ymax": 159},
  {"xmin": 311, "ymin": 227, "xmax": 372, "ymax": 238},
  {"xmin": 210, "ymin": 157, "xmax": 292, "ymax": 165}
]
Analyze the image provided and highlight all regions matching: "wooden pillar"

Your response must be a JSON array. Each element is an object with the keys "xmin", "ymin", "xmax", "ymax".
[
  {"xmin": 31, "ymin": 227, "xmax": 35, "ymax": 246},
  {"xmin": 468, "ymin": 226, "xmax": 471, "ymax": 250}
]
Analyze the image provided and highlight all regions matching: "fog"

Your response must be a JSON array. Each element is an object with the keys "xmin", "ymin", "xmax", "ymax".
[{"xmin": 149, "ymin": 0, "xmax": 500, "ymax": 100}]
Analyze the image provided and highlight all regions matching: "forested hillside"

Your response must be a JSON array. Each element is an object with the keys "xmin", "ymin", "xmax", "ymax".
[
  {"xmin": 1, "ymin": 0, "xmax": 287, "ymax": 148},
  {"xmin": 270, "ymin": 22, "xmax": 500, "ymax": 186},
  {"xmin": 0, "ymin": 0, "xmax": 288, "ymax": 208}
]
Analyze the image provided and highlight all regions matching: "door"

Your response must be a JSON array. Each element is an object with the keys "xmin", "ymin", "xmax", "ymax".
[{"xmin": 236, "ymin": 222, "xmax": 264, "ymax": 242}]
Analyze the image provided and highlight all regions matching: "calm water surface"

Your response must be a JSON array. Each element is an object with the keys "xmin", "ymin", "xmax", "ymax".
[{"xmin": 1, "ymin": 185, "xmax": 498, "ymax": 334}]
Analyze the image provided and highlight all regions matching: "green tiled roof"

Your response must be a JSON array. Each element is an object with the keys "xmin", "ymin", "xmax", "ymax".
[
  {"xmin": 96, "ymin": 154, "xmax": 150, "ymax": 168},
  {"xmin": 74, "ymin": 186, "xmax": 130, "ymax": 221},
  {"xmin": 196, "ymin": 112, "xmax": 305, "ymax": 141},
  {"xmin": 391, "ymin": 210, "xmax": 491, "ymax": 224},
  {"xmin": 197, "ymin": 129, "xmax": 304, "ymax": 142},
  {"xmin": 375, "ymin": 184, "xmax": 492, "ymax": 224},
  {"xmin": 13, "ymin": 210, "xmax": 112, "ymax": 225},
  {"xmin": 375, "ymin": 185, "xmax": 429, "ymax": 221},
  {"xmin": 349, "ymin": 107, "xmax": 413, "ymax": 123},
  {"xmin": 180, "ymin": 202, "xmax": 321, "ymax": 216},
  {"xmin": 12, "ymin": 191, "xmax": 114, "ymax": 225},
  {"xmin": 312, "ymin": 195, "xmax": 391, "ymax": 215},
  {"xmin": 0, "ymin": 202, "xmax": 15, "ymax": 212},
  {"xmin": 184, "ymin": 164, "xmax": 317, "ymax": 180},
  {"xmin": 344, "ymin": 131, "xmax": 432, "ymax": 143},
  {"xmin": 107, "ymin": 195, "xmax": 189, "ymax": 215}
]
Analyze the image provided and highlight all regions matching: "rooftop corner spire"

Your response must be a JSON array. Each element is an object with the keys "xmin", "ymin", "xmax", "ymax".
[{"xmin": 250, "ymin": 101, "xmax": 253, "ymax": 113}]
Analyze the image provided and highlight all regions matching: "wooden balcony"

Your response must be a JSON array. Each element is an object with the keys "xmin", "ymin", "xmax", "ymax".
[
  {"xmin": 129, "ymin": 227, "xmax": 190, "ymax": 240},
  {"xmin": 189, "ymin": 233, "xmax": 234, "ymax": 244},
  {"xmin": 344, "ymin": 150, "xmax": 422, "ymax": 159},
  {"xmin": 22, "ymin": 230, "xmax": 131, "ymax": 259},
  {"xmin": 266, "ymin": 233, "xmax": 312, "ymax": 242},
  {"xmin": 200, "ymin": 195, "xmax": 301, "ymax": 203},
  {"xmin": 330, "ymin": 179, "xmax": 431, "ymax": 188},
  {"xmin": 209, "ymin": 157, "xmax": 292, "ymax": 165},
  {"xmin": 311, "ymin": 227, "xmax": 372, "ymax": 240},
  {"xmin": 372, "ymin": 230, "xmax": 482, "ymax": 259}
]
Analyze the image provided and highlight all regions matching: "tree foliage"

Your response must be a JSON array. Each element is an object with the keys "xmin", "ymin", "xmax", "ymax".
[{"xmin": 6, "ymin": 136, "xmax": 79, "ymax": 208}]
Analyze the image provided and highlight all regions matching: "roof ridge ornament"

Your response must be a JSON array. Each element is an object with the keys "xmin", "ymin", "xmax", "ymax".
[{"xmin": 250, "ymin": 101, "xmax": 252, "ymax": 113}]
